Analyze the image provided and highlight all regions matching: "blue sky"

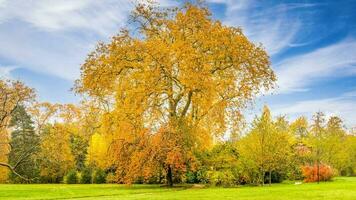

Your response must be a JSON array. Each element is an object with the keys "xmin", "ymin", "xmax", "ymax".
[{"xmin": 0, "ymin": 0, "xmax": 355, "ymax": 128}]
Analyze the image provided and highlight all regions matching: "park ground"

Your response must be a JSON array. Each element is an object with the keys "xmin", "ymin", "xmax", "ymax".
[{"xmin": 0, "ymin": 177, "xmax": 355, "ymax": 200}]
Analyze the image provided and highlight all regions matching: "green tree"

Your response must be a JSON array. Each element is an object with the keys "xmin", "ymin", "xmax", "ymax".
[
  {"xmin": 8, "ymin": 105, "xmax": 40, "ymax": 183},
  {"xmin": 198, "ymin": 142, "xmax": 240, "ymax": 186},
  {"xmin": 69, "ymin": 134, "xmax": 88, "ymax": 171},
  {"xmin": 38, "ymin": 124, "xmax": 74, "ymax": 183},
  {"xmin": 239, "ymin": 106, "xmax": 292, "ymax": 186},
  {"xmin": 323, "ymin": 116, "xmax": 348, "ymax": 174},
  {"xmin": 309, "ymin": 112, "xmax": 326, "ymax": 184}
]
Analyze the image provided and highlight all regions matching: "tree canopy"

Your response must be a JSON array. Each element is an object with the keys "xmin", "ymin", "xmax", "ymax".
[{"xmin": 75, "ymin": 3, "xmax": 275, "ymax": 185}]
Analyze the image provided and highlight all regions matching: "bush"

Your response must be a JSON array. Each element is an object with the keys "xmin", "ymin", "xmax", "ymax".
[
  {"xmin": 185, "ymin": 171, "xmax": 198, "ymax": 184},
  {"xmin": 264, "ymin": 171, "xmax": 285, "ymax": 183},
  {"xmin": 93, "ymin": 169, "xmax": 106, "ymax": 184},
  {"xmin": 302, "ymin": 164, "xmax": 334, "ymax": 182},
  {"xmin": 106, "ymin": 172, "xmax": 116, "ymax": 184},
  {"xmin": 65, "ymin": 170, "xmax": 78, "ymax": 184},
  {"xmin": 207, "ymin": 170, "xmax": 236, "ymax": 187},
  {"xmin": 80, "ymin": 168, "xmax": 92, "ymax": 184}
]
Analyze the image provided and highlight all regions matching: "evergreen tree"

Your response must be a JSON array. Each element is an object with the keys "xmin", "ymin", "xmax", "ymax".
[{"xmin": 8, "ymin": 105, "xmax": 40, "ymax": 182}]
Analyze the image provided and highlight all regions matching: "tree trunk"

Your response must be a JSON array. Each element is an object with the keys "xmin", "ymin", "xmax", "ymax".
[
  {"xmin": 261, "ymin": 170, "xmax": 265, "ymax": 186},
  {"xmin": 317, "ymin": 159, "xmax": 320, "ymax": 184},
  {"xmin": 269, "ymin": 170, "xmax": 272, "ymax": 186},
  {"xmin": 166, "ymin": 165, "xmax": 173, "ymax": 187}
]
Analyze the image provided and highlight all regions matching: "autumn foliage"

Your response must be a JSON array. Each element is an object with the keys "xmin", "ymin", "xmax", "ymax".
[
  {"xmin": 1, "ymin": 1, "xmax": 356, "ymax": 187},
  {"xmin": 75, "ymin": 2, "xmax": 275, "ymax": 186},
  {"xmin": 302, "ymin": 164, "xmax": 334, "ymax": 182}
]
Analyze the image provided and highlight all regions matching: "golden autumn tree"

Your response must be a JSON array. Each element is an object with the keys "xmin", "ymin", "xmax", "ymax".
[
  {"xmin": 0, "ymin": 79, "xmax": 35, "ymax": 182},
  {"xmin": 38, "ymin": 123, "xmax": 75, "ymax": 182},
  {"xmin": 76, "ymin": 2, "xmax": 275, "ymax": 186}
]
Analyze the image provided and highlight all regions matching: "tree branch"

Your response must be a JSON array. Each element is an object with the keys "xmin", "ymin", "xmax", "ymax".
[{"xmin": 0, "ymin": 162, "xmax": 31, "ymax": 182}]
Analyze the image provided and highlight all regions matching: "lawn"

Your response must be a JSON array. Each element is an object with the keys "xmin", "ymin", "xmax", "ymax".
[{"xmin": 0, "ymin": 177, "xmax": 355, "ymax": 200}]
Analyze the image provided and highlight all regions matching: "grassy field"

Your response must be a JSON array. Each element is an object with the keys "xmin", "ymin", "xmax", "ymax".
[{"xmin": 0, "ymin": 177, "xmax": 355, "ymax": 200}]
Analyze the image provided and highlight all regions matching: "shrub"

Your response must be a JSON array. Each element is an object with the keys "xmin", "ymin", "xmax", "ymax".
[
  {"xmin": 196, "ymin": 169, "xmax": 209, "ymax": 184},
  {"xmin": 207, "ymin": 170, "xmax": 236, "ymax": 187},
  {"xmin": 302, "ymin": 164, "xmax": 334, "ymax": 182},
  {"xmin": 93, "ymin": 169, "xmax": 106, "ymax": 184},
  {"xmin": 65, "ymin": 170, "xmax": 78, "ymax": 184},
  {"xmin": 106, "ymin": 172, "xmax": 116, "ymax": 184},
  {"xmin": 185, "ymin": 171, "xmax": 198, "ymax": 184},
  {"xmin": 264, "ymin": 171, "xmax": 286, "ymax": 183},
  {"xmin": 80, "ymin": 168, "xmax": 92, "ymax": 184}
]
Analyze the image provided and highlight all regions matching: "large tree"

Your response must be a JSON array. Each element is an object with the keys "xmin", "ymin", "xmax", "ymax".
[{"xmin": 76, "ymin": 2, "xmax": 275, "ymax": 186}]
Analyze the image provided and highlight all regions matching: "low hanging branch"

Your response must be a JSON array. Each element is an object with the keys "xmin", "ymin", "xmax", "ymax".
[
  {"xmin": 0, "ymin": 145, "xmax": 37, "ymax": 182},
  {"xmin": 0, "ymin": 162, "xmax": 31, "ymax": 182}
]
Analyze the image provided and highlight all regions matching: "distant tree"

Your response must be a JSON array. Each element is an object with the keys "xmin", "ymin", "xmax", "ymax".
[
  {"xmin": 87, "ymin": 133, "xmax": 108, "ymax": 169},
  {"xmin": 309, "ymin": 112, "xmax": 326, "ymax": 184},
  {"xmin": 290, "ymin": 116, "xmax": 309, "ymax": 139},
  {"xmin": 239, "ymin": 106, "xmax": 292, "ymax": 186},
  {"xmin": 69, "ymin": 134, "xmax": 88, "ymax": 171},
  {"xmin": 289, "ymin": 117, "xmax": 312, "ymax": 180},
  {"xmin": 8, "ymin": 105, "xmax": 40, "ymax": 182},
  {"xmin": 199, "ymin": 142, "xmax": 240, "ymax": 186},
  {"xmin": 38, "ymin": 124, "xmax": 74, "ymax": 183},
  {"xmin": 28, "ymin": 102, "xmax": 59, "ymax": 136},
  {"xmin": 323, "ymin": 116, "xmax": 348, "ymax": 173}
]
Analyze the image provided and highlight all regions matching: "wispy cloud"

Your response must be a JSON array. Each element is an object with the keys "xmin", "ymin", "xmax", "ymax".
[
  {"xmin": 275, "ymin": 39, "xmax": 356, "ymax": 93},
  {"xmin": 272, "ymin": 92, "xmax": 356, "ymax": 128},
  {"xmin": 0, "ymin": 0, "xmax": 135, "ymax": 80},
  {"xmin": 214, "ymin": 1, "xmax": 316, "ymax": 55},
  {"xmin": 0, "ymin": 0, "xmax": 133, "ymax": 35},
  {"xmin": 0, "ymin": 66, "xmax": 17, "ymax": 78},
  {"xmin": 0, "ymin": 0, "xmax": 178, "ymax": 81}
]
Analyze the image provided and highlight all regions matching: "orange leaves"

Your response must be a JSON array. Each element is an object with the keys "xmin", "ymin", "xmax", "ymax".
[
  {"xmin": 76, "ymin": 3, "xmax": 275, "ymax": 135},
  {"xmin": 0, "ymin": 79, "xmax": 35, "ymax": 130},
  {"xmin": 302, "ymin": 164, "xmax": 334, "ymax": 182},
  {"xmin": 75, "ymin": 2, "xmax": 276, "ymax": 185}
]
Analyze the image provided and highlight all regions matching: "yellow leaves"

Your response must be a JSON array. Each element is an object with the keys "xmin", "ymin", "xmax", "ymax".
[
  {"xmin": 0, "ymin": 129, "xmax": 9, "ymax": 183},
  {"xmin": 74, "ymin": 2, "xmax": 276, "ymax": 183},
  {"xmin": 39, "ymin": 123, "xmax": 75, "ymax": 178},
  {"xmin": 28, "ymin": 102, "xmax": 59, "ymax": 134},
  {"xmin": 0, "ymin": 79, "xmax": 35, "ymax": 130},
  {"xmin": 87, "ymin": 133, "xmax": 108, "ymax": 169}
]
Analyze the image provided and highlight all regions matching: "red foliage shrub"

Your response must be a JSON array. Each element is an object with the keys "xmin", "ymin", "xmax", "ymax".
[{"xmin": 301, "ymin": 164, "xmax": 334, "ymax": 182}]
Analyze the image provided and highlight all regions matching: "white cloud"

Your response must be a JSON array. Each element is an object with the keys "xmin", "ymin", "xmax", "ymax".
[
  {"xmin": 0, "ymin": 0, "xmax": 133, "ymax": 35},
  {"xmin": 272, "ymin": 93, "xmax": 356, "ymax": 128},
  {"xmin": 0, "ymin": 0, "xmax": 178, "ymax": 81},
  {"xmin": 0, "ymin": 0, "xmax": 135, "ymax": 80},
  {"xmin": 275, "ymin": 39, "xmax": 356, "ymax": 93},
  {"xmin": 0, "ymin": 66, "xmax": 17, "ymax": 78},
  {"xmin": 215, "ymin": 1, "xmax": 315, "ymax": 55},
  {"xmin": 343, "ymin": 89, "xmax": 356, "ymax": 97},
  {"xmin": 0, "ymin": 0, "xmax": 176, "ymax": 34},
  {"xmin": 0, "ymin": 26, "xmax": 89, "ymax": 80}
]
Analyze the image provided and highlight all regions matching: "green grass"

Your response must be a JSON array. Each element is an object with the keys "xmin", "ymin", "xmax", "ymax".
[{"xmin": 0, "ymin": 177, "xmax": 355, "ymax": 200}]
